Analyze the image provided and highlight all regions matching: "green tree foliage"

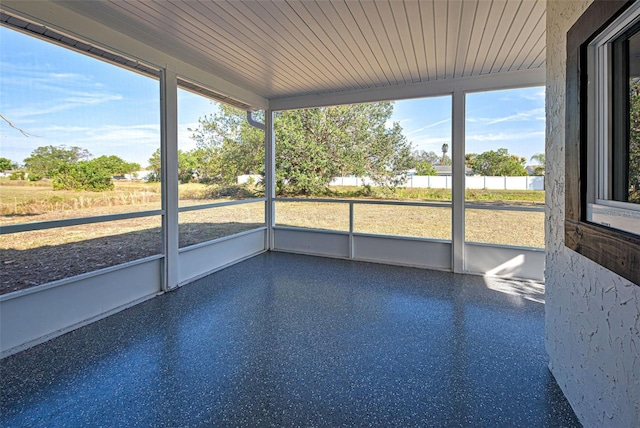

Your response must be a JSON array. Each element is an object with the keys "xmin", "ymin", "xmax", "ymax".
[
  {"xmin": 91, "ymin": 155, "xmax": 140, "ymax": 176},
  {"xmin": 530, "ymin": 153, "xmax": 545, "ymax": 176},
  {"xmin": 24, "ymin": 145, "xmax": 91, "ymax": 180},
  {"xmin": 146, "ymin": 148, "xmax": 200, "ymax": 183},
  {"xmin": 189, "ymin": 105, "xmax": 264, "ymax": 183},
  {"xmin": 440, "ymin": 143, "xmax": 451, "ymax": 166},
  {"xmin": 0, "ymin": 157, "xmax": 17, "ymax": 171},
  {"xmin": 467, "ymin": 148, "xmax": 528, "ymax": 176},
  {"xmin": 415, "ymin": 161, "xmax": 438, "ymax": 176},
  {"xmin": 52, "ymin": 161, "xmax": 114, "ymax": 191},
  {"xmin": 274, "ymin": 102, "xmax": 412, "ymax": 194},
  {"xmin": 189, "ymin": 102, "xmax": 412, "ymax": 195},
  {"xmin": 629, "ymin": 79, "xmax": 640, "ymax": 203},
  {"xmin": 411, "ymin": 150, "xmax": 440, "ymax": 167}
]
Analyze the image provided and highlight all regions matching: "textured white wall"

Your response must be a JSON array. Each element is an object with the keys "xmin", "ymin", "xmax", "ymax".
[{"xmin": 546, "ymin": 1, "xmax": 640, "ymax": 426}]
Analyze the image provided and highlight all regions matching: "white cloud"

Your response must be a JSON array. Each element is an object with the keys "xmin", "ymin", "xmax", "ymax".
[
  {"xmin": 466, "ymin": 131, "xmax": 544, "ymax": 142},
  {"xmin": 467, "ymin": 108, "xmax": 545, "ymax": 125},
  {"xmin": 405, "ymin": 118, "xmax": 451, "ymax": 136}
]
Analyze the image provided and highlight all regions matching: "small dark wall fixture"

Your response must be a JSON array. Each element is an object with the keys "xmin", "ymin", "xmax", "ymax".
[{"xmin": 565, "ymin": 0, "xmax": 640, "ymax": 286}]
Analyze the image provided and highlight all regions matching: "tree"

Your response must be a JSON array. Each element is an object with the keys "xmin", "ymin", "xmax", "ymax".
[
  {"xmin": 440, "ymin": 143, "xmax": 451, "ymax": 166},
  {"xmin": 411, "ymin": 150, "xmax": 439, "ymax": 167},
  {"xmin": 52, "ymin": 161, "xmax": 114, "ymax": 191},
  {"xmin": 24, "ymin": 145, "xmax": 91, "ymax": 180},
  {"xmin": 530, "ymin": 153, "xmax": 545, "ymax": 176},
  {"xmin": 91, "ymin": 155, "xmax": 140, "ymax": 176},
  {"xmin": 415, "ymin": 161, "xmax": 437, "ymax": 176},
  {"xmin": 190, "ymin": 105, "xmax": 264, "ymax": 183},
  {"xmin": 0, "ymin": 157, "xmax": 17, "ymax": 171},
  {"xmin": 467, "ymin": 148, "xmax": 528, "ymax": 176},
  {"xmin": 146, "ymin": 148, "xmax": 199, "ymax": 183},
  {"xmin": 190, "ymin": 101, "xmax": 413, "ymax": 195},
  {"xmin": 274, "ymin": 102, "xmax": 412, "ymax": 194}
]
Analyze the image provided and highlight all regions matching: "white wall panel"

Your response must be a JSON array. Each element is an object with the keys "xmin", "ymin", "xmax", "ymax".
[
  {"xmin": 178, "ymin": 229, "xmax": 267, "ymax": 285},
  {"xmin": 0, "ymin": 258, "xmax": 162, "ymax": 357},
  {"xmin": 274, "ymin": 228, "xmax": 349, "ymax": 258},
  {"xmin": 464, "ymin": 243, "xmax": 544, "ymax": 281},
  {"xmin": 354, "ymin": 235, "xmax": 451, "ymax": 270}
]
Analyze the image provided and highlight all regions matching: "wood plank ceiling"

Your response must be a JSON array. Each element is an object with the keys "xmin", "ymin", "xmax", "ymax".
[{"xmin": 55, "ymin": 0, "xmax": 546, "ymax": 101}]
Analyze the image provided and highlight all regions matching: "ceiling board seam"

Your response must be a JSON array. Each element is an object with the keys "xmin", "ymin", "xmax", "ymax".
[
  {"xmin": 495, "ymin": 0, "xmax": 538, "ymax": 73},
  {"xmin": 268, "ymin": 1, "xmax": 358, "ymax": 91},
  {"xmin": 487, "ymin": 0, "xmax": 523, "ymax": 73},
  {"xmin": 288, "ymin": 1, "xmax": 369, "ymax": 89},
  {"xmin": 224, "ymin": 0, "xmax": 336, "ymax": 93},
  {"xmin": 348, "ymin": 1, "xmax": 397, "ymax": 86},
  {"xmin": 469, "ymin": 0, "xmax": 493, "ymax": 77},
  {"xmin": 456, "ymin": 0, "xmax": 477, "ymax": 78},
  {"xmin": 526, "ymin": 36, "xmax": 546, "ymax": 70},
  {"xmin": 366, "ymin": 1, "xmax": 405, "ymax": 84},
  {"xmin": 250, "ymin": 1, "xmax": 351, "ymax": 91},
  {"xmin": 416, "ymin": 0, "xmax": 430, "ymax": 81},
  {"xmin": 196, "ymin": 0, "xmax": 320, "ymax": 94},
  {"xmin": 514, "ymin": 24, "xmax": 545, "ymax": 71},
  {"xmin": 432, "ymin": 0, "xmax": 439, "ymax": 80},
  {"xmin": 505, "ymin": 7, "xmax": 545, "ymax": 72},
  {"xmin": 113, "ymin": 1, "xmax": 269, "ymax": 91},
  {"xmin": 396, "ymin": 0, "xmax": 421, "ymax": 82},
  {"xmin": 357, "ymin": 0, "xmax": 404, "ymax": 85},
  {"xmin": 479, "ymin": 0, "xmax": 507, "ymax": 73},
  {"xmin": 332, "ymin": 1, "xmax": 390, "ymax": 86},
  {"xmin": 376, "ymin": 0, "xmax": 414, "ymax": 83},
  {"xmin": 155, "ymin": 1, "xmax": 279, "ymax": 86},
  {"xmin": 317, "ymin": 1, "xmax": 382, "ymax": 87}
]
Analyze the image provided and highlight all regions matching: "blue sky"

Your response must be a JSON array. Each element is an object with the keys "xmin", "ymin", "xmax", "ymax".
[{"xmin": 1, "ymin": 26, "xmax": 545, "ymax": 168}]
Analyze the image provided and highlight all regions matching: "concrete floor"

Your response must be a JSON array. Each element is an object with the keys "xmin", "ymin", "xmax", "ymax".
[{"xmin": 0, "ymin": 252, "xmax": 580, "ymax": 427}]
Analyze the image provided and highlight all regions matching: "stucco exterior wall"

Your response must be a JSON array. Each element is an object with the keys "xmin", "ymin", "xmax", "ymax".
[{"xmin": 546, "ymin": 1, "xmax": 640, "ymax": 426}]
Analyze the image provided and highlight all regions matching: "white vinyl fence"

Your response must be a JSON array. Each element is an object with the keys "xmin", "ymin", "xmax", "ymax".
[
  {"xmin": 238, "ymin": 174, "xmax": 544, "ymax": 191},
  {"xmin": 328, "ymin": 175, "xmax": 544, "ymax": 191}
]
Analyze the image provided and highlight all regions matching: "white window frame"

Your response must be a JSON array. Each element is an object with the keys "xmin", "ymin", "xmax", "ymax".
[{"xmin": 586, "ymin": 1, "xmax": 640, "ymax": 235}]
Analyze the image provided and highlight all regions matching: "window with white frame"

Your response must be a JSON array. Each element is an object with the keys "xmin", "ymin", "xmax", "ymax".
[{"xmin": 586, "ymin": 1, "xmax": 640, "ymax": 235}]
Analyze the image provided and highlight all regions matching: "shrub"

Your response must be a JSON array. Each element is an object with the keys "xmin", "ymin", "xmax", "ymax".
[
  {"xmin": 52, "ymin": 162, "xmax": 114, "ymax": 191},
  {"xmin": 9, "ymin": 171, "xmax": 25, "ymax": 180}
]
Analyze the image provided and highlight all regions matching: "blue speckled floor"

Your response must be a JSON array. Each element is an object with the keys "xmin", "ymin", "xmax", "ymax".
[{"xmin": 1, "ymin": 252, "xmax": 580, "ymax": 427}]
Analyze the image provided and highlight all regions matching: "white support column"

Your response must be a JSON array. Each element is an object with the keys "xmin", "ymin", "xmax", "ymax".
[
  {"xmin": 451, "ymin": 90, "xmax": 466, "ymax": 274},
  {"xmin": 160, "ymin": 68, "xmax": 179, "ymax": 290},
  {"xmin": 265, "ymin": 110, "xmax": 276, "ymax": 250}
]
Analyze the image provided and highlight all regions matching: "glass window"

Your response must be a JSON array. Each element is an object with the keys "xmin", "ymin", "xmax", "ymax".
[{"xmin": 585, "ymin": 3, "xmax": 640, "ymax": 236}]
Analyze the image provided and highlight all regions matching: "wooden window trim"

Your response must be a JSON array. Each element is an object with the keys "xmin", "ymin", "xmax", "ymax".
[{"xmin": 565, "ymin": 0, "xmax": 640, "ymax": 286}]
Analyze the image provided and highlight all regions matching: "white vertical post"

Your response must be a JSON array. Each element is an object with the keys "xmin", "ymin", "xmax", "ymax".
[
  {"xmin": 349, "ymin": 202, "xmax": 354, "ymax": 259},
  {"xmin": 452, "ymin": 90, "xmax": 465, "ymax": 274},
  {"xmin": 160, "ymin": 68, "xmax": 179, "ymax": 290},
  {"xmin": 265, "ymin": 110, "xmax": 275, "ymax": 250}
]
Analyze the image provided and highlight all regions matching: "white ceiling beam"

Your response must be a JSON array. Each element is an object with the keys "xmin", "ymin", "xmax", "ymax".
[
  {"xmin": 1, "ymin": 0, "xmax": 269, "ymax": 110},
  {"xmin": 269, "ymin": 68, "xmax": 546, "ymax": 111}
]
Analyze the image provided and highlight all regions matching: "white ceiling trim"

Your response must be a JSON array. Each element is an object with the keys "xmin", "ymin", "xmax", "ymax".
[{"xmin": 269, "ymin": 68, "xmax": 546, "ymax": 111}]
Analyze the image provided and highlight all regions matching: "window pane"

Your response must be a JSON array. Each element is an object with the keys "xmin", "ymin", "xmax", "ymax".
[
  {"xmin": 465, "ymin": 87, "xmax": 546, "ymax": 248},
  {"xmin": 465, "ymin": 209, "xmax": 544, "ymax": 248},
  {"xmin": 177, "ymin": 86, "xmax": 264, "ymax": 209},
  {"xmin": 0, "ymin": 216, "xmax": 162, "ymax": 294},
  {"xmin": 626, "ymin": 31, "xmax": 640, "ymax": 203},
  {"xmin": 275, "ymin": 201, "xmax": 349, "ymax": 232},
  {"xmin": 179, "ymin": 202, "xmax": 265, "ymax": 248},
  {"xmin": 353, "ymin": 204, "xmax": 451, "ymax": 240},
  {"xmin": 0, "ymin": 26, "xmax": 161, "ymax": 220}
]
